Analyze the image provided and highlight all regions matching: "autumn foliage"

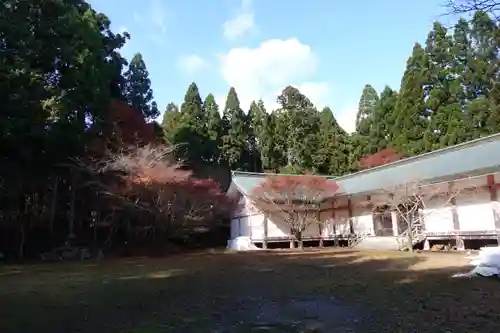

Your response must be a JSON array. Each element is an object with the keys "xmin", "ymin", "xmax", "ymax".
[
  {"xmin": 88, "ymin": 145, "xmax": 234, "ymax": 234},
  {"xmin": 109, "ymin": 99, "xmax": 156, "ymax": 145},
  {"xmin": 251, "ymin": 174, "xmax": 339, "ymax": 247},
  {"xmin": 358, "ymin": 147, "xmax": 403, "ymax": 170}
]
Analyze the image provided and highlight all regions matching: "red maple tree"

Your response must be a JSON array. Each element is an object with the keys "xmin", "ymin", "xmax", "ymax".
[
  {"xmin": 358, "ymin": 147, "xmax": 403, "ymax": 170},
  {"xmin": 88, "ymin": 100, "xmax": 157, "ymax": 155},
  {"xmin": 89, "ymin": 145, "xmax": 234, "ymax": 234},
  {"xmin": 251, "ymin": 174, "xmax": 339, "ymax": 248},
  {"xmin": 108, "ymin": 99, "xmax": 156, "ymax": 145}
]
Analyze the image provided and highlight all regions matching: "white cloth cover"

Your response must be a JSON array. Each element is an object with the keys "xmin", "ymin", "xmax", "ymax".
[
  {"xmin": 227, "ymin": 236, "xmax": 261, "ymax": 251},
  {"xmin": 453, "ymin": 246, "xmax": 500, "ymax": 278}
]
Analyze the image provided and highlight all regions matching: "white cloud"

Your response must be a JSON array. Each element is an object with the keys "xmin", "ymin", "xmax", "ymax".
[
  {"xmin": 223, "ymin": 0, "xmax": 255, "ymax": 40},
  {"xmin": 219, "ymin": 38, "xmax": 325, "ymax": 111},
  {"xmin": 217, "ymin": 37, "xmax": 357, "ymax": 132},
  {"xmin": 335, "ymin": 105, "xmax": 358, "ymax": 134},
  {"xmin": 294, "ymin": 82, "xmax": 330, "ymax": 109},
  {"xmin": 178, "ymin": 54, "xmax": 208, "ymax": 75}
]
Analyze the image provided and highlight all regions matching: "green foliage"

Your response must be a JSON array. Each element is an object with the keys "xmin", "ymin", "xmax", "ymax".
[
  {"xmin": 173, "ymin": 82, "xmax": 212, "ymax": 164},
  {"xmin": 124, "ymin": 53, "xmax": 158, "ymax": 121},
  {"xmin": 161, "ymin": 102, "xmax": 181, "ymax": 143},
  {"xmin": 392, "ymin": 43, "xmax": 429, "ymax": 156},
  {"xmin": 221, "ymin": 87, "xmax": 251, "ymax": 170},
  {"xmin": 315, "ymin": 107, "xmax": 348, "ymax": 175},
  {"xmin": 4, "ymin": 1, "xmax": 500, "ymax": 259},
  {"xmin": 203, "ymin": 94, "xmax": 223, "ymax": 163},
  {"xmin": 356, "ymin": 84, "xmax": 379, "ymax": 136}
]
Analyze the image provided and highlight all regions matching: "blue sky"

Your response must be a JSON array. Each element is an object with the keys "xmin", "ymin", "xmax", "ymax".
[{"xmin": 89, "ymin": 0, "xmax": 457, "ymax": 132}]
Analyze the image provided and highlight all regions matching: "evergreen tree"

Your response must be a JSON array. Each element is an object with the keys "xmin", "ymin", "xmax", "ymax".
[
  {"xmin": 247, "ymin": 100, "xmax": 267, "ymax": 172},
  {"xmin": 423, "ymin": 22, "xmax": 468, "ymax": 150},
  {"xmin": 221, "ymin": 87, "xmax": 250, "ymax": 170},
  {"xmin": 203, "ymin": 94, "xmax": 223, "ymax": 163},
  {"xmin": 348, "ymin": 85, "xmax": 378, "ymax": 171},
  {"xmin": 346, "ymin": 133, "xmax": 370, "ymax": 172},
  {"xmin": 273, "ymin": 110, "xmax": 290, "ymax": 170},
  {"xmin": 174, "ymin": 83, "xmax": 210, "ymax": 164},
  {"xmin": 123, "ymin": 53, "xmax": 158, "ymax": 120},
  {"xmin": 260, "ymin": 112, "xmax": 282, "ymax": 172},
  {"xmin": 315, "ymin": 107, "xmax": 348, "ymax": 175},
  {"xmin": 277, "ymin": 86, "xmax": 320, "ymax": 173},
  {"xmin": 161, "ymin": 102, "xmax": 181, "ymax": 143},
  {"xmin": 370, "ymin": 86, "xmax": 398, "ymax": 152},
  {"xmin": 469, "ymin": 12, "xmax": 500, "ymax": 135},
  {"xmin": 355, "ymin": 84, "xmax": 379, "ymax": 136},
  {"xmin": 392, "ymin": 43, "xmax": 429, "ymax": 156}
]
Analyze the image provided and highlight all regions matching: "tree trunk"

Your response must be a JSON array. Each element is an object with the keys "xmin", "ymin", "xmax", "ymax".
[{"xmin": 406, "ymin": 222, "xmax": 413, "ymax": 252}]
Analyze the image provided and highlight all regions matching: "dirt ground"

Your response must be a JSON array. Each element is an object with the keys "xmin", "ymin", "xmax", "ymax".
[{"xmin": 0, "ymin": 249, "xmax": 499, "ymax": 332}]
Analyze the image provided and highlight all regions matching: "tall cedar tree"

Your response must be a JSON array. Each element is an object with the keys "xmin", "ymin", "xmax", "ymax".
[
  {"xmin": 247, "ymin": 100, "xmax": 267, "ymax": 172},
  {"xmin": 0, "ymin": 0, "xmax": 130, "ymax": 257},
  {"xmin": 370, "ymin": 86, "xmax": 398, "ymax": 150},
  {"xmin": 316, "ymin": 107, "xmax": 348, "ymax": 175},
  {"xmin": 277, "ymin": 86, "xmax": 320, "ymax": 173},
  {"xmin": 161, "ymin": 102, "xmax": 181, "ymax": 143},
  {"xmin": 392, "ymin": 43, "xmax": 429, "ymax": 156},
  {"xmin": 123, "ymin": 53, "xmax": 159, "ymax": 121},
  {"xmin": 174, "ymin": 82, "xmax": 211, "ymax": 164},
  {"xmin": 349, "ymin": 84, "xmax": 379, "ymax": 171},
  {"xmin": 260, "ymin": 112, "xmax": 283, "ymax": 172},
  {"xmin": 423, "ymin": 22, "xmax": 469, "ymax": 151},
  {"xmin": 469, "ymin": 12, "xmax": 500, "ymax": 135},
  {"xmin": 203, "ymin": 94, "xmax": 223, "ymax": 163},
  {"xmin": 221, "ymin": 87, "xmax": 250, "ymax": 170},
  {"xmin": 355, "ymin": 84, "xmax": 379, "ymax": 136}
]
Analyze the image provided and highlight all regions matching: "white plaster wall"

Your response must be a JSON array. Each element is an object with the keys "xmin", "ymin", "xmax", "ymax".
[
  {"xmin": 423, "ymin": 196, "xmax": 455, "ymax": 232},
  {"xmin": 351, "ymin": 202, "xmax": 374, "ymax": 235},
  {"xmin": 334, "ymin": 208, "xmax": 351, "ymax": 235},
  {"xmin": 456, "ymin": 187, "xmax": 495, "ymax": 231},
  {"xmin": 230, "ymin": 196, "xmax": 349, "ymax": 240},
  {"xmin": 453, "ymin": 174, "xmax": 489, "ymax": 191},
  {"xmin": 266, "ymin": 213, "xmax": 290, "ymax": 239},
  {"xmin": 230, "ymin": 173, "xmax": 500, "ymax": 240},
  {"xmin": 230, "ymin": 218, "xmax": 239, "ymax": 239}
]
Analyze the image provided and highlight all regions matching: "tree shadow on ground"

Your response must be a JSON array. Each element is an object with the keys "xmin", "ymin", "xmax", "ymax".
[{"xmin": 0, "ymin": 250, "xmax": 498, "ymax": 333}]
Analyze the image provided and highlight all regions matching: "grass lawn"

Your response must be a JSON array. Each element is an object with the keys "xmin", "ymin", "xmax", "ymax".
[{"xmin": 0, "ymin": 249, "xmax": 499, "ymax": 332}]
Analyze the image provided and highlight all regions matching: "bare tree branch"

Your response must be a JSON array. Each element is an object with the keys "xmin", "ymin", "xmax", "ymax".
[
  {"xmin": 76, "ymin": 144, "xmax": 234, "ymax": 236},
  {"xmin": 443, "ymin": 0, "xmax": 500, "ymax": 21},
  {"xmin": 373, "ymin": 175, "xmax": 482, "ymax": 251},
  {"xmin": 251, "ymin": 174, "xmax": 339, "ymax": 249}
]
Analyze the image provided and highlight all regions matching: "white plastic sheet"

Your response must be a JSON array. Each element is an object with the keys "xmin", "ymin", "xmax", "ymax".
[
  {"xmin": 453, "ymin": 246, "xmax": 500, "ymax": 278},
  {"xmin": 227, "ymin": 236, "xmax": 261, "ymax": 251}
]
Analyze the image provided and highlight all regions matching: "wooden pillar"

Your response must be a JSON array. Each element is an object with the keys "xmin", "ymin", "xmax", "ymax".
[
  {"xmin": 318, "ymin": 210, "xmax": 324, "ymax": 248},
  {"xmin": 391, "ymin": 211, "xmax": 399, "ymax": 236},
  {"xmin": 347, "ymin": 197, "xmax": 354, "ymax": 234},
  {"xmin": 365, "ymin": 195, "xmax": 373, "ymax": 235},
  {"xmin": 487, "ymin": 175, "xmax": 500, "ymax": 245},
  {"xmin": 449, "ymin": 181, "xmax": 460, "ymax": 230},
  {"xmin": 263, "ymin": 214, "xmax": 268, "ymax": 249}
]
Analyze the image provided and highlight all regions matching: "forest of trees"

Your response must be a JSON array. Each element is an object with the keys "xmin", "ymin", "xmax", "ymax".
[
  {"xmin": 161, "ymin": 11, "xmax": 500, "ymax": 175},
  {"xmin": 1, "ymin": 0, "xmax": 500, "ymax": 259}
]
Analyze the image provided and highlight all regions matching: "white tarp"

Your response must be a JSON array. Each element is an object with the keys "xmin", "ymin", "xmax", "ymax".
[
  {"xmin": 453, "ymin": 246, "xmax": 500, "ymax": 278},
  {"xmin": 227, "ymin": 236, "xmax": 261, "ymax": 251}
]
